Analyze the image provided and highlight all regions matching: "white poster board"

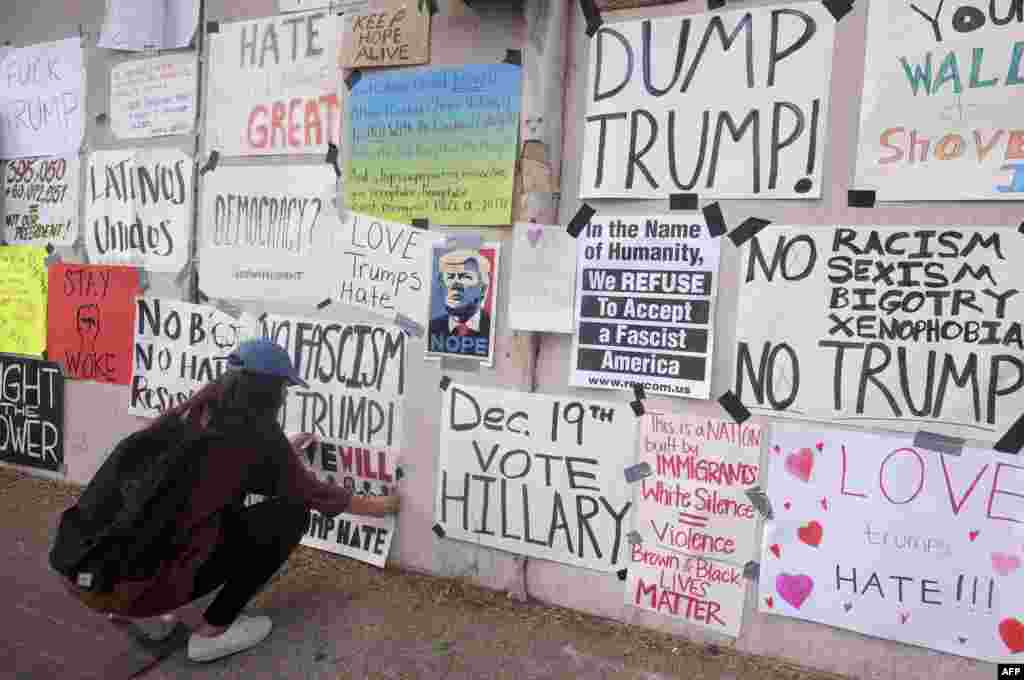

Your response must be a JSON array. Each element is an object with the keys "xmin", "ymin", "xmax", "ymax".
[
  {"xmin": 437, "ymin": 383, "xmax": 638, "ymax": 572},
  {"xmin": 579, "ymin": 3, "xmax": 835, "ymax": 199},
  {"xmin": 1, "ymin": 156, "xmax": 79, "ymax": 245},
  {"xmin": 205, "ymin": 10, "xmax": 339, "ymax": 156},
  {"xmin": 760, "ymin": 422, "xmax": 1024, "ymax": 663},
  {"xmin": 855, "ymin": 0, "xmax": 1024, "ymax": 200},
  {"xmin": 197, "ymin": 164, "xmax": 336, "ymax": 302},
  {"xmin": 508, "ymin": 222, "xmax": 577, "ymax": 334},
  {"xmin": 84, "ymin": 148, "xmax": 193, "ymax": 272},
  {"xmin": 98, "ymin": 0, "xmax": 199, "ymax": 51},
  {"xmin": 734, "ymin": 225, "xmax": 1024, "ymax": 442},
  {"xmin": 570, "ymin": 214, "xmax": 721, "ymax": 399},
  {"xmin": 0, "ymin": 38, "xmax": 84, "ymax": 159},
  {"xmin": 280, "ymin": 0, "xmax": 366, "ymax": 12},
  {"xmin": 110, "ymin": 53, "xmax": 197, "ymax": 140}
]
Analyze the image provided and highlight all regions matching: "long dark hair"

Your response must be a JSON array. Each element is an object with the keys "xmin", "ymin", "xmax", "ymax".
[{"xmin": 149, "ymin": 370, "xmax": 288, "ymax": 435}]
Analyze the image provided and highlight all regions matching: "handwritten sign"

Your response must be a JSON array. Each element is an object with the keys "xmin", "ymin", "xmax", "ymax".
[
  {"xmin": 761, "ymin": 423, "xmax": 1024, "ymax": 663},
  {"xmin": 47, "ymin": 264, "xmax": 139, "ymax": 385},
  {"xmin": 437, "ymin": 384, "xmax": 637, "ymax": 572},
  {"xmin": 129, "ymin": 298, "xmax": 244, "ymax": 418},
  {"xmin": 0, "ymin": 245, "xmax": 47, "ymax": 356},
  {"xmin": 110, "ymin": 53, "xmax": 197, "ymax": 140},
  {"xmin": 98, "ymin": 0, "xmax": 198, "ymax": 51},
  {"xmin": 0, "ymin": 353, "xmax": 62, "ymax": 472},
  {"xmin": 1, "ymin": 156, "xmax": 79, "ymax": 245},
  {"xmin": 507, "ymin": 222, "xmax": 576, "ymax": 334},
  {"xmin": 84, "ymin": 148, "xmax": 193, "ymax": 272},
  {"xmin": 346, "ymin": 64, "xmax": 522, "ymax": 225},
  {"xmin": 570, "ymin": 214, "xmax": 721, "ymax": 400},
  {"xmin": 206, "ymin": 10, "xmax": 339, "ymax": 156},
  {"xmin": 580, "ymin": 3, "xmax": 836, "ymax": 199},
  {"xmin": 734, "ymin": 225, "xmax": 1024, "ymax": 442},
  {"xmin": 340, "ymin": 0, "xmax": 431, "ymax": 69},
  {"xmin": 855, "ymin": 0, "xmax": 1024, "ymax": 200}
]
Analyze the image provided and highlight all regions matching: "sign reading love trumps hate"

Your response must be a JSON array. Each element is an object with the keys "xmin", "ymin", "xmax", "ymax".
[
  {"xmin": 437, "ymin": 384, "xmax": 637, "ymax": 572},
  {"xmin": 760, "ymin": 423, "xmax": 1024, "ymax": 663}
]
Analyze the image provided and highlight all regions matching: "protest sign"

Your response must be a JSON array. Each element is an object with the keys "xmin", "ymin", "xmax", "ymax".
[
  {"xmin": 0, "ymin": 38, "xmax": 84, "ymax": 159},
  {"xmin": 47, "ymin": 264, "xmax": 139, "ymax": 385},
  {"xmin": 624, "ymin": 413, "xmax": 762, "ymax": 636},
  {"xmin": 734, "ymin": 225, "xmax": 1024, "ymax": 442},
  {"xmin": 1, "ymin": 155, "xmax": 79, "ymax": 245},
  {"xmin": 251, "ymin": 313, "xmax": 406, "ymax": 567},
  {"xmin": 110, "ymin": 53, "xmax": 197, "ymax": 140},
  {"xmin": 855, "ymin": 0, "xmax": 1024, "ymax": 200},
  {"xmin": 346, "ymin": 64, "xmax": 522, "ymax": 225},
  {"xmin": 205, "ymin": 10, "xmax": 339, "ymax": 156},
  {"xmin": 437, "ymin": 384, "xmax": 637, "ymax": 572},
  {"xmin": 761, "ymin": 423, "xmax": 1024, "ymax": 663},
  {"xmin": 281, "ymin": 0, "xmax": 367, "ymax": 11},
  {"xmin": 128, "ymin": 297, "xmax": 244, "ymax": 417},
  {"xmin": 197, "ymin": 164, "xmax": 335, "ymax": 302},
  {"xmin": 570, "ymin": 214, "xmax": 721, "ymax": 399},
  {"xmin": 340, "ymin": 0, "xmax": 431, "ymax": 69},
  {"xmin": 508, "ymin": 222, "xmax": 576, "ymax": 334},
  {"xmin": 579, "ymin": 3, "xmax": 835, "ymax": 199},
  {"xmin": 425, "ymin": 242, "xmax": 500, "ymax": 367},
  {"xmin": 84, "ymin": 148, "xmax": 193, "ymax": 272},
  {"xmin": 0, "ymin": 245, "xmax": 47, "ymax": 356},
  {"xmin": 0, "ymin": 353, "xmax": 62, "ymax": 472}
]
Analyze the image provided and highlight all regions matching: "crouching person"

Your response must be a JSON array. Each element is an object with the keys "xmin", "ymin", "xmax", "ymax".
[{"xmin": 50, "ymin": 338, "xmax": 400, "ymax": 663}]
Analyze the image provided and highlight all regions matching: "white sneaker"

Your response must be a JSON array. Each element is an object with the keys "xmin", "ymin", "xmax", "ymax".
[{"xmin": 187, "ymin": 615, "xmax": 273, "ymax": 663}]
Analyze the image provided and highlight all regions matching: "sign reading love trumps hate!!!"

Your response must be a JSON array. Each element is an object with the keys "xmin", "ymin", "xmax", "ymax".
[
  {"xmin": 437, "ymin": 384, "xmax": 637, "ymax": 572},
  {"xmin": 760, "ymin": 423, "xmax": 1024, "ymax": 663}
]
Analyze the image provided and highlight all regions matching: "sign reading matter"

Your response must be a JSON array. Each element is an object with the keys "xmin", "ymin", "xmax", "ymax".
[
  {"xmin": 761, "ymin": 423, "xmax": 1024, "ymax": 663},
  {"xmin": 110, "ymin": 53, "xmax": 197, "ymax": 140},
  {"xmin": 0, "ymin": 354, "xmax": 63, "ymax": 472},
  {"xmin": 734, "ymin": 225, "xmax": 1024, "ymax": 442},
  {"xmin": 205, "ymin": 10, "xmax": 340, "ymax": 156},
  {"xmin": 437, "ymin": 384, "xmax": 637, "ymax": 572},
  {"xmin": 855, "ymin": 0, "xmax": 1024, "ymax": 200},
  {"xmin": 580, "ymin": 3, "xmax": 835, "ymax": 199},
  {"xmin": 570, "ymin": 214, "xmax": 721, "ymax": 399},
  {"xmin": 2, "ymin": 156, "xmax": 79, "ymax": 245}
]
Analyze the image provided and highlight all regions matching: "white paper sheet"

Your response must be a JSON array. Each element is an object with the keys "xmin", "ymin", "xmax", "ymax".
[
  {"xmin": 98, "ymin": 0, "xmax": 199, "ymax": 51},
  {"xmin": 1, "ymin": 156, "xmax": 79, "ymax": 245},
  {"xmin": 110, "ymin": 53, "xmax": 197, "ymax": 139},
  {"xmin": 508, "ymin": 222, "xmax": 576, "ymax": 334}
]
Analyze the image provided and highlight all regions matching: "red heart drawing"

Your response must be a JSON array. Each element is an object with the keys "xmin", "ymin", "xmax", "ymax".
[
  {"xmin": 772, "ymin": 445, "xmax": 781, "ymax": 454},
  {"xmin": 820, "ymin": 498, "xmax": 829, "ymax": 511},
  {"xmin": 899, "ymin": 612, "xmax": 910, "ymax": 624},
  {"xmin": 970, "ymin": 530, "xmax": 980, "ymax": 542},
  {"xmin": 784, "ymin": 501, "xmax": 792, "ymax": 510},
  {"xmin": 765, "ymin": 596, "xmax": 774, "ymax": 609},
  {"xmin": 1000, "ymin": 618, "xmax": 1024, "ymax": 653},
  {"xmin": 785, "ymin": 448, "xmax": 814, "ymax": 482},
  {"xmin": 816, "ymin": 441, "xmax": 824, "ymax": 451},
  {"xmin": 798, "ymin": 521, "xmax": 824, "ymax": 547},
  {"xmin": 770, "ymin": 544, "xmax": 781, "ymax": 558}
]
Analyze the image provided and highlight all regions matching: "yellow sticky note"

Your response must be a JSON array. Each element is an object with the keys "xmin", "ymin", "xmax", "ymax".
[{"xmin": 0, "ymin": 245, "xmax": 48, "ymax": 356}]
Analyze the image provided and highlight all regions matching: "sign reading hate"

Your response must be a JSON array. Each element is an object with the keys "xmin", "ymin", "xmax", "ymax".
[
  {"xmin": 0, "ymin": 353, "xmax": 63, "ymax": 472},
  {"xmin": 580, "ymin": 3, "xmax": 835, "ymax": 199},
  {"xmin": 437, "ymin": 384, "xmax": 637, "ymax": 572},
  {"xmin": 734, "ymin": 225, "xmax": 1024, "ymax": 442}
]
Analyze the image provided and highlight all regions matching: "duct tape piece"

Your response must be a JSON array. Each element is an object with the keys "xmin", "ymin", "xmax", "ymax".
[
  {"xmin": 718, "ymin": 390, "xmax": 751, "ymax": 424},
  {"xmin": 444, "ymin": 233, "xmax": 483, "ymax": 250},
  {"xmin": 624, "ymin": 462, "xmax": 652, "ymax": 483},
  {"xmin": 670, "ymin": 193, "xmax": 698, "ymax": 211},
  {"xmin": 745, "ymin": 485, "xmax": 773, "ymax": 519},
  {"xmin": 394, "ymin": 312, "xmax": 424, "ymax": 338},
  {"xmin": 441, "ymin": 355, "xmax": 481, "ymax": 373},
  {"xmin": 566, "ymin": 203, "xmax": 595, "ymax": 238},
  {"xmin": 439, "ymin": 375, "xmax": 451, "ymax": 391},
  {"xmin": 995, "ymin": 413, "xmax": 1024, "ymax": 455},
  {"xmin": 913, "ymin": 430, "xmax": 965, "ymax": 457},
  {"xmin": 743, "ymin": 560, "xmax": 760, "ymax": 581}
]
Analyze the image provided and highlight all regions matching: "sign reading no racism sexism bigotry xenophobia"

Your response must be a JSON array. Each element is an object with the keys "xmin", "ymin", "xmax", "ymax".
[
  {"xmin": 734, "ymin": 225, "xmax": 1024, "ymax": 442},
  {"xmin": 580, "ymin": 2, "xmax": 835, "ymax": 200},
  {"xmin": 0, "ymin": 354, "xmax": 63, "ymax": 472},
  {"xmin": 855, "ymin": 0, "xmax": 1024, "ymax": 201},
  {"xmin": 437, "ymin": 384, "xmax": 637, "ymax": 572}
]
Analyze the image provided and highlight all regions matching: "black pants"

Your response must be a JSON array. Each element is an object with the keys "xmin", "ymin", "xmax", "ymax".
[{"xmin": 190, "ymin": 497, "xmax": 310, "ymax": 627}]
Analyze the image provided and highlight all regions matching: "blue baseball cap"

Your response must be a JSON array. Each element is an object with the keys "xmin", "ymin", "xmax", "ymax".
[{"xmin": 227, "ymin": 338, "xmax": 309, "ymax": 388}]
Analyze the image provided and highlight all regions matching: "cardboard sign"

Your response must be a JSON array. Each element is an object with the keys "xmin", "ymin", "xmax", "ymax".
[
  {"xmin": 733, "ymin": 225, "xmax": 1024, "ymax": 442},
  {"xmin": 570, "ymin": 214, "xmax": 721, "ymax": 399},
  {"xmin": 84, "ymin": 148, "xmax": 193, "ymax": 272},
  {"xmin": 110, "ymin": 53, "xmax": 197, "ymax": 140},
  {"xmin": 1, "ymin": 156, "xmax": 79, "ymax": 245},
  {"xmin": 508, "ymin": 222, "xmax": 576, "ymax": 334},
  {"xmin": 425, "ymin": 242, "xmax": 500, "ymax": 367},
  {"xmin": 0, "ymin": 353, "xmax": 63, "ymax": 472},
  {"xmin": 579, "ymin": 3, "xmax": 836, "ymax": 199},
  {"xmin": 205, "ymin": 10, "xmax": 340, "ymax": 156},
  {"xmin": 47, "ymin": 264, "xmax": 139, "ymax": 385},
  {"xmin": 437, "ymin": 384, "xmax": 638, "ymax": 572},
  {"xmin": 855, "ymin": 0, "xmax": 1024, "ymax": 200},
  {"xmin": 760, "ymin": 423, "xmax": 1024, "ymax": 663},
  {"xmin": 341, "ymin": 0, "xmax": 431, "ymax": 69},
  {"xmin": 0, "ymin": 245, "xmax": 47, "ymax": 357}
]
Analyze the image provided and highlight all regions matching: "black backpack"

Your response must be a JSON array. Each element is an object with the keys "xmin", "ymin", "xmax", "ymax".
[{"xmin": 49, "ymin": 414, "xmax": 218, "ymax": 593}]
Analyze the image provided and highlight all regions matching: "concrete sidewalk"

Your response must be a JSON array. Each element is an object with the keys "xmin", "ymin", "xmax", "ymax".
[{"xmin": 0, "ymin": 467, "xmax": 847, "ymax": 680}]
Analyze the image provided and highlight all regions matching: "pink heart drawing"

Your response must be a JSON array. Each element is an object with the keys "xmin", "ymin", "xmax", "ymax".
[
  {"xmin": 776, "ymin": 573, "xmax": 814, "ymax": 610},
  {"xmin": 993, "ymin": 552, "xmax": 1022, "ymax": 576},
  {"xmin": 527, "ymin": 227, "xmax": 543, "ymax": 247},
  {"xmin": 815, "ymin": 441, "xmax": 824, "ymax": 451},
  {"xmin": 785, "ymin": 448, "xmax": 814, "ymax": 482}
]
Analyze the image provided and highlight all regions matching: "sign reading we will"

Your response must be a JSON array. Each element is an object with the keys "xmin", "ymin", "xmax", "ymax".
[
  {"xmin": 340, "ymin": 0, "xmax": 431, "ymax": 69},
  {"xmin": 734, "ymin": 225, "xmax": 1024, "ymax": 442},
  {"xmin": 580, "ymin": 3, "xmax": 835, "ymax": 199},
  {"xmin": 437, "ymin": 384, "xmax": 637, "ymax": 572},
  {"xmin": 1, "ymin": 156, "xmax": 79, "ymax": 245},
  {"xmin": 0, "ymin": 354, "xmax": 63, "ymax": 472},
  {"xmin": 761, "ymin": 423, "xmax": 1024, "ymax": 663}
]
